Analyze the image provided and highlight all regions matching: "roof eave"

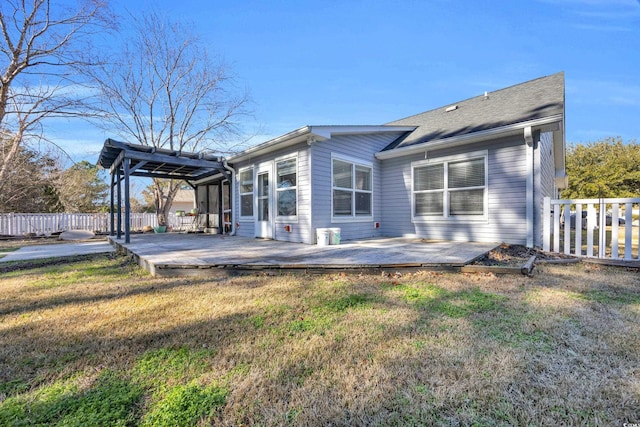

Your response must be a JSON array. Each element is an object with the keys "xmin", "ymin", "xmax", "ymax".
[
  {"xmin": 228, "ymin": 126, "xmax": 313, "ymax": 163},
  {"xmin": 228, "ymin": 125, "xmax": 416, "ymax": 163},
  {"xmin": 375, "ymin": 114, "xmax": 564, "ymax": 160}
]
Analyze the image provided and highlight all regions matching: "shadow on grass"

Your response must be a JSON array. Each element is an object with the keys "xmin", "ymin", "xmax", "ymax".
[
  {"xmin": 0, "ymin": 253, "xmax": 114, "ymax": 274},
  {"xmin": 0, "ymin": 278, "xmax": 218, "ymax": 317},
  {"xmin": 2, "ymin": 261, "xmax": 638, "ymax": 426},
  {"xmin": 0, "ymin": 310, "xmax": 254, "ymax": 425},
  {"xmin": 0, "ymin": 261, "xmax": 228, "ymax": 317},
  {"xmin": 0, "ymin": 346, "xmax": 230, "ymax": 426}
]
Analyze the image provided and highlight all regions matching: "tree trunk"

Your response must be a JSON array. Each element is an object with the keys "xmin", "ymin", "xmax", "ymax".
[
  {"xmin": 153, "ymin": 178, "xmax": 181, "ymax": 226},
  {"xmin": 0, "ymin": 132, "xmax": 24, "ymax": 195},
  {"xmin": 157, "ymin": 211, "xmax": 168, "ymax": 227}
]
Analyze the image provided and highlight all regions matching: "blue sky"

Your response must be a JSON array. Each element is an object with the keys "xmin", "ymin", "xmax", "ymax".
[{"xmin": 49, "ymin": 0, "xmax": 640, "ymax": 163}]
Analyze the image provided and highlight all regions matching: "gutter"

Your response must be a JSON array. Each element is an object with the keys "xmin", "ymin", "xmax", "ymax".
[{"xmin": 524, "ymin": 126, "xmax": 534, "ymax": 248}]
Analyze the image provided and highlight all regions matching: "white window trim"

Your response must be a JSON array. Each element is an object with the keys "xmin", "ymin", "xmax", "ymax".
[
  {"xmin": 331, "ymin": 154, "xmax": 374, "ymax": 223},
  {"xmin": 275, "ymin": 152, "xmax": 299, "ymax": 222},
  {"xmin": 238, "ymin": 166, "xmax": 255, "ymax": 220},
  {"xmin": 411, "ymin": 150, "xmax": 489, "ymax": 223}
]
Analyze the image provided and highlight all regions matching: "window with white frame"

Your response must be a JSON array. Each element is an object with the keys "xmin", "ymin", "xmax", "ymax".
[
  {"xmin": 276, "ymin": 157, "xmax": 297, "ymax": 217},
  {"xmin": 239, "ymin": 168, "xmax": 254, "ymax": 217},
  {"xmin": 413, "ymin": 156, "xmax": 486, "ymax": 218},
  {"xmin": 332, "ymin": 158, "xmax": 372, "ymax": 218}
]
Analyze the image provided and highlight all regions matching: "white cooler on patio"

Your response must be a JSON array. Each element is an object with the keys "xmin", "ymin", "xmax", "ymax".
[{"xmin": 316, "ymin": 228, "xmax": 330, "ymax": 246}]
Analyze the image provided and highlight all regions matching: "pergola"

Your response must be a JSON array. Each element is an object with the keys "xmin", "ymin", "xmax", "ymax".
[{"xmin": 97, "ymin": 139, "xmax": 231, "ymax": 243}]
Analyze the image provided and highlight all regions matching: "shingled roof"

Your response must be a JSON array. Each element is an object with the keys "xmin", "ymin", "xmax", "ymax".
[{"xmin": 383, "ymin": 72, "xmax": 564, "ymax": 151}]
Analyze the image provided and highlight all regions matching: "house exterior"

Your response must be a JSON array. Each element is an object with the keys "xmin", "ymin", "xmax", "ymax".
[
  {"xmin": 195, "ymin": 72, "xmax": 566, "ymax": 248},
  {"xmin": 170, "ymin": 188, "xmax": 196, "ymax": 215}
]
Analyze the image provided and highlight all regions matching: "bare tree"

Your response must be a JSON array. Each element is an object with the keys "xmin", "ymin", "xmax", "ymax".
[
  {"xmin": 89, "ymin": 11, "xmax": 250, "ymax": 226},
  {"xmin": 0, "ymin": 0, "xmax": 113, "ymax": 198}
]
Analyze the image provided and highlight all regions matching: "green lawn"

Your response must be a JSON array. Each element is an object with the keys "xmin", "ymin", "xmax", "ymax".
[{"xmin": 1, "ymin": 254, "xmax": 638, "ymax": 426}]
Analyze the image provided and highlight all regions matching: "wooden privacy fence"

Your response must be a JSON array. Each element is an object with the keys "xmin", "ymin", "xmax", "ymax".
[
  {"xmin": 543, "ymin": 197, "xmax": 640, "ymax": 260},
  {"xmin": 0, "ymin": 213, "xmax": 162, "ymax": 236}
]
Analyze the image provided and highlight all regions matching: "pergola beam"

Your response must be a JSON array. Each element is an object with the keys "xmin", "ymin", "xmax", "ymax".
[
  {"xmin": 122, "ymin": 150, "xmax": 224, "ymax": 170},
  {"xmin": 129, "ymin": 160, "xmax": 148, "ymax": 174},
  {"xmin": 129, "ymin": 171, "xmax": 202, "ymax": 180},
  {"xmin": 110, "ymin": 150, "xmax": 126, "ymax": 175}
]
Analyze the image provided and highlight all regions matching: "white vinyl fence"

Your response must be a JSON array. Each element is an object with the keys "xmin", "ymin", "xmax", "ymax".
[
  {"xmin": 0, "ymin": 212, "xmax": 169, "ymax": 236},
  {"xmin": 543, "ymin": 197, "xmax": 640, "ymax": 260}
]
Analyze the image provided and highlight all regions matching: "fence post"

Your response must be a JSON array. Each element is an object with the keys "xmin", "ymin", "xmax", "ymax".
[
  {"xmin": 611, "ymin": 203, "xmax": 619, "ymax": 259},
  {"xmin": 543, "ymin": 197, "xmax": 551, "ymax": 252},
  {"xmin": 563, "ymin": 202, "xmax": 571, "ymax": 255},
  {"xmin": 586, "ymin": 204, "xmax": 595, "ymax": 257},
  {"xmin": 598, "ymin": 202, "xmax": 606, "ymax": 259},
  {"xmin": 624, "ymin": 203, "xmax": 633, "ymax": 260},
  {"xmin": 575, "ymin": 204, "xmax": 582, "ymax": 256},
  {"xmin": 553, "ymin": 202, "xmax": 561, "ymax": 253}
]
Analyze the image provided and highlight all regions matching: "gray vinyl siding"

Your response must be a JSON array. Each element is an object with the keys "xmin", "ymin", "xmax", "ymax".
[
  {"xmin": 534, "ymin": 131, "xmax": 556, "ymax": 247},
  {"xmin": 275, "ymin": 143, "xmax": 311, "ymax": 243},
  {"xmin": 380, "ymin": 135, "xmax": 530, "ymax": 245},
  {"xmin": 379, "ymin": 153, "xmax": 419, "ymax": 237},
  {"xmin": 232, "ymin": 142, "xmax": 312, "ymax": 243},
  {"xmin": 310, "ymin": 132, "xmax": 405, "ymax": 242},
  {"xmin": 234, "ymin": 158, "xmax": 255, "ymax": 238}
]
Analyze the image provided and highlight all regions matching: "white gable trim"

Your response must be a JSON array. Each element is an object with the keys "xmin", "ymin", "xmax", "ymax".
[{"xmin": 229, "ymin": 125, "xmax": 415, "ymax": 163}]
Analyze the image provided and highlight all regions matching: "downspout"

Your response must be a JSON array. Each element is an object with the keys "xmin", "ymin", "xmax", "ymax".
[
  {"xmin": 222, "ymin": 157, "xmax": 237, "ymax": 236},
  {"xmin": 307, "ymin": 136, "xmax": 315, "ymax": 244},
  {"xmin": 524, "ymin": 126, "xmax": 534, "ymax": 248}
]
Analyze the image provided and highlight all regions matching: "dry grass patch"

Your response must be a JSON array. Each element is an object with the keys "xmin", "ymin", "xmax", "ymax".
[{"xmin": 0, "ymin": 256, "xmax": 638, "ymax": 426}]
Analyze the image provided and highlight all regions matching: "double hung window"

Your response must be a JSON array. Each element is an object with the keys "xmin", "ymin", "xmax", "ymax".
[
  {"xmin": 239, "ymin": 168, "xmax": 254, "ymax": 218},
  {"xmin": 413, "ymin": 155, "xmax": 486, "ymax": 219},
  {"xmin": 276, "ymin": 158, "xmax": 297, "ymax": 217},
  {"xmin": 332, "ymin": 158, "xmax": 372, "ymax": 218}
]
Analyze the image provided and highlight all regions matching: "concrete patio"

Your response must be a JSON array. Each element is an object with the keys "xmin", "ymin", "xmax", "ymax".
[
  {"xmin": 0, "ymin": 240, "xmax": 114, "ymax": 263},
  {"xmin": 110, "ymin": 233, "xmax": 499, "ymax": 277}
]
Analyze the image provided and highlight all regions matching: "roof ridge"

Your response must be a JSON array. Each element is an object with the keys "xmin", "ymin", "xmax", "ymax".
[{"xmin": 387, "ymin": 71, "xmax": 564, "ymax": 125}]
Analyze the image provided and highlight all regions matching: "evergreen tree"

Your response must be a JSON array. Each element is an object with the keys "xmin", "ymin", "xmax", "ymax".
[
  {"xmin": 55, "ymin": 161, "xmax": 108, "ymax": 212},
  {"xmin": 0, "ymin": 139, "xmax": 63, "ymax": 212},
  {"xmin": 563, "ymin": 137, "xmax": 640, "ymax": 199}
]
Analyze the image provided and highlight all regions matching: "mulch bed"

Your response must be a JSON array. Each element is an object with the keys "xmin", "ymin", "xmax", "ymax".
[{"xmin": 464, "ymin": 243, "xmax": 579, "ymax": 276}]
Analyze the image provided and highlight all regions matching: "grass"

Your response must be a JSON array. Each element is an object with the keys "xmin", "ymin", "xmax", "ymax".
[{"xmin": 0, "ymin": 255, "xmax": 639, "ymax": 425}]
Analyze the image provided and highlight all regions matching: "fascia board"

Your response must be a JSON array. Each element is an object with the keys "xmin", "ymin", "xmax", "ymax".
[
  {"xmin": 310, "ymin": 125, "xmax": 416, "ymax": 139},
  {"xmin": 552, "ymin": 125, "xmax": 566, "ymax": 172},
  {"xmin": 228, "ymin": 126, "xmax": 312, "ymax": 163}
]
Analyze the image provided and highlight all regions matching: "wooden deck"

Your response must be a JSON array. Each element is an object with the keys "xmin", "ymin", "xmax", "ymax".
[{"xmin": 110, "ymin": 234, "xmax": 499, "ymax": 277}]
